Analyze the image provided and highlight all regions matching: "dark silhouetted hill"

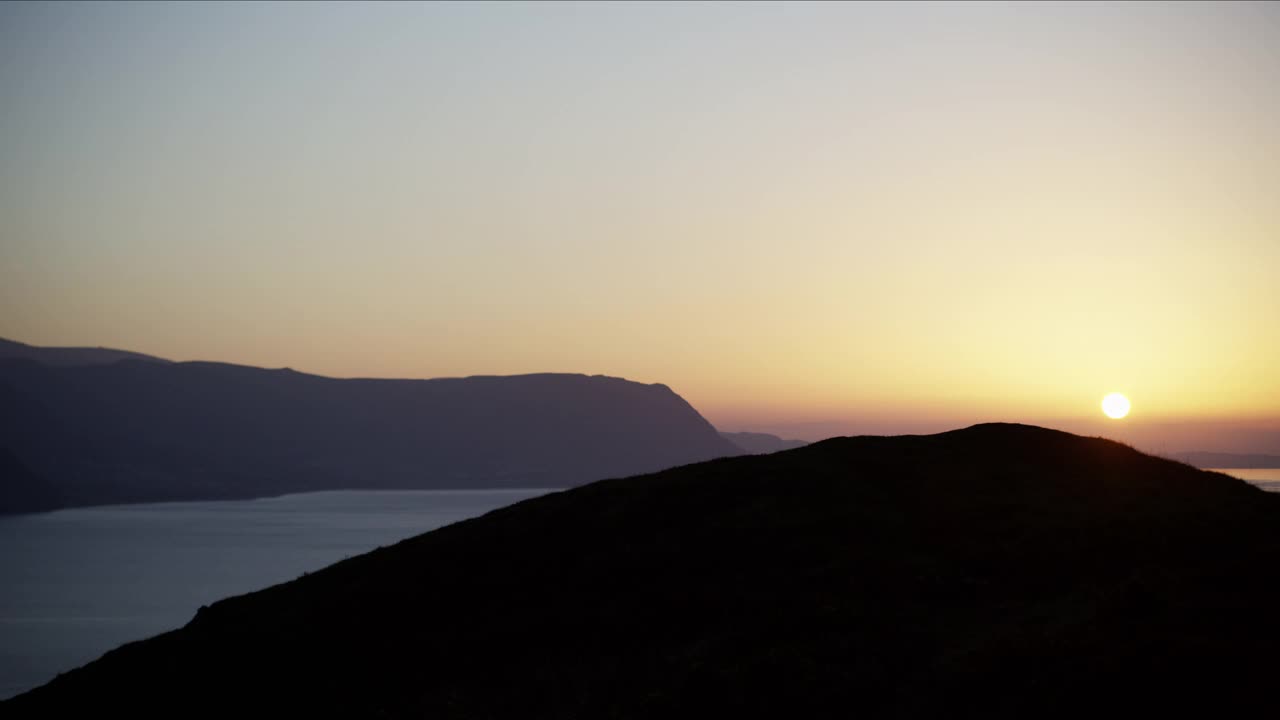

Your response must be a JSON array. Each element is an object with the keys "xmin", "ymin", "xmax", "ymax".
[
  {"xmin": 0, "ymin": 337, "xmax": 170, "ymax": 367},
  {"xmin": 0, "ymin": 356, "xmax": 739, "ymax": 513},
  {"xmin": 720, "ymin": 430, "xmax": 808, "ymax": 454},
  {"xmin": 8, "ymin": 424, "xmax": 1280, "ymax": 718},
  {"xmin": 1172, "ymin": 450, "xmax": 1280, "ymax": 468}
]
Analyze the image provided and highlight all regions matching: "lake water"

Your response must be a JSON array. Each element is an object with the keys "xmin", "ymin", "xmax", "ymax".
[
  {"xmin": 3, "ymin": 471, "xmax": 1277, "ymax": 701},
  {"xmin": 1209, "ymin": 468, "xmax": 1280, "ymax": 493},
  {"xmin": 0, "ymin": 489, "xmax": 551, "ymax": 700}
]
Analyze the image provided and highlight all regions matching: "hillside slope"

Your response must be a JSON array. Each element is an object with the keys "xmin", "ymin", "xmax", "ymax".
[
  {"xmin": 0, "ymin": 358, "xmax": 739, "ymax": 512},
  {"xmin": 8, "ymin": 423, "xmax": 1279, "ymax": 718},
  {"xmin": 0, "ymin": 448, "xmax": 61, "ymax": 515}
]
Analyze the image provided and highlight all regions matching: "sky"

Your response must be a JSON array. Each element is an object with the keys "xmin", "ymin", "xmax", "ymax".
[{"xmin": 1, "ymin": 2, "xmax": 1277, "ymax": 449}]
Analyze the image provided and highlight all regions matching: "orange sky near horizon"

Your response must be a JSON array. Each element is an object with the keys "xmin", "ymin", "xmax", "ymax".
[{"xmin": 2, "ymin": 3, "xmax": 1277, "ymax": 446}]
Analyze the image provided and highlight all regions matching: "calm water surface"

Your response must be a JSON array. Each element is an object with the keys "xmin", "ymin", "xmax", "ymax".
[
  {"xmin": 0, "ymin": 489, "xmax": 551, "ymax": 699},
  {"xmin": 4, "ymin": 473, "xmax": 1276, "ymax": 700}
]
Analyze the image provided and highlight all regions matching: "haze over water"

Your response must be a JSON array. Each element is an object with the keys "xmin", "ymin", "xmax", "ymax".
[{"xmin": 1211, "ymin": 468, "xmax": 1280, "ymax": 494}]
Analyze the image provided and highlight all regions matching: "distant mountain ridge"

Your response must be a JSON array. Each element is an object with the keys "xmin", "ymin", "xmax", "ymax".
[
  {"xmin": 0, "ymin": 340, "xmax": 740, "ymax": 513},
  {"xmin": 8, "ymin": 423, "xmax": 1279, "ymax": 717},
  {"xmin": 719, "ymin": 431, "xmax": 808, "ymax": 454},
  {"xmin": 0, "ymin": 337, "xmax": 170, "ymax": 367}
]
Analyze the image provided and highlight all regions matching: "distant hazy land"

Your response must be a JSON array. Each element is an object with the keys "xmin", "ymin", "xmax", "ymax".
[
  {"xmin": 1174, "ymin": 451, "xmax": 1280, "ymax": 469},
  {"xmin": 718, "ymin": 431, "xmax": 808, "ymax": 454}
]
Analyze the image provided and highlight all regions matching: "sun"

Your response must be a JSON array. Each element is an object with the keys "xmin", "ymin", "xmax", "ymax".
[{"xmin": 1101, "ymin": 392, "xmax": 1130, "ymax": 419}]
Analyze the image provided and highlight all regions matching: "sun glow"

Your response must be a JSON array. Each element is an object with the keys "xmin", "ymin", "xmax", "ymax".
[{"xmin": 1102, "ymin": 393, "xmax": 1131, "ymax": 419}]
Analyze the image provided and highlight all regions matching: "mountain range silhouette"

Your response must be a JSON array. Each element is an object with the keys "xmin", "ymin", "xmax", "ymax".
[{"xmin": 0, "ymin": 338, "xmax": 738, "ymax": 513}]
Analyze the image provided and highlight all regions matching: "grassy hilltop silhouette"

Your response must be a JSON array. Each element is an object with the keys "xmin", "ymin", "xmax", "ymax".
[{"xmin": 8, "ymin": 423, "xmax": 1279, "ymax": 718}]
